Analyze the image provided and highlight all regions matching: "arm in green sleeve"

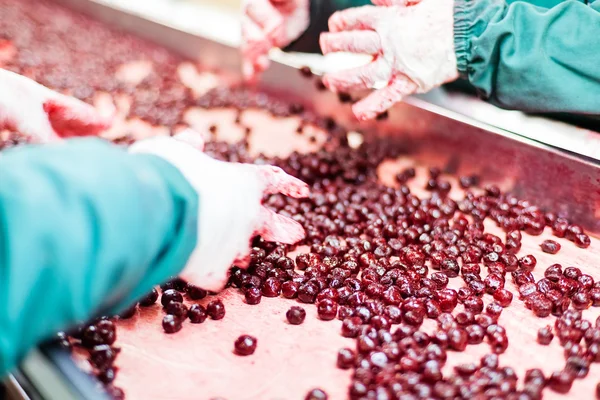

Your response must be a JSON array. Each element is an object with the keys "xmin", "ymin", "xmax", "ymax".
[
  {"xmin": 0, "ymin": 138, "xmax": 198, "ymax": 375},
  {"xmin": 455, "ymin": 0, "xmax": 600, "ymax": 114}
]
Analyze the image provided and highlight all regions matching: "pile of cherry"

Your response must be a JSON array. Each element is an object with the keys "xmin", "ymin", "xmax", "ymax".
[
  {"xmin": 69, "ymin": 112, "xmax": 599, "ymax": 400},
  {"xmin": 226, "ymin": 138, "xmax": 597, "ymax": 400}
]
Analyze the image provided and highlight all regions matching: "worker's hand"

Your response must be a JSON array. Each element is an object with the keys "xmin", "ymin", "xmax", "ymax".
[
  {"xmin": 129, "ymin": 130, "xmax": 308, "ymax": 291},
  {"xmin": 0, "ymin": 69, "xmax": 114, "ymax": 143},
  {"xmin": 241, "ymin": 0, "xmax": 310, "ymax": 81},
  {"xmin": 320, "ymin": 0, "xmax": 458, "ymax": 120}
]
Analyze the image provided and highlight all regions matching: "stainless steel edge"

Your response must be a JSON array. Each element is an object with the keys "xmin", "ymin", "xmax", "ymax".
[
  {"xmin": 3, "ymin": 374, "xmax": 30, "ymax": 400},
  {"xmin": 20, "ymin": 350, "xmax": 83, "ymax": 400},
  {"xmin": 39, "ymin": 343, "xmax": 111, "ymax": 400},
  {"xmin": 415, "ymin": 89, "xmax": 600, "ymax": 160},
  {"xmin": 51, "ymin": 0, "xmax": 600, "ymax": 237},
  {"xmin": 11, "ymin": 345, "xmax": 111, "ymax": 400}
]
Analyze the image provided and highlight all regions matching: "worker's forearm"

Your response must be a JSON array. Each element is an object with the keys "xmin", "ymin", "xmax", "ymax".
[
  {"xmin": 455, "ymin": 0, "xmax": 600, "ymax": 114},
  {"xmin": 0, "ymin": 139, "xmax": 198, "ymax": 375}
]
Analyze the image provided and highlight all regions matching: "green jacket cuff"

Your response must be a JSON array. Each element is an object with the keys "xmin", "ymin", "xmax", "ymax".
[{"xmin": 453, "ymin": 0, "xmax": 473, "ymax": 77}]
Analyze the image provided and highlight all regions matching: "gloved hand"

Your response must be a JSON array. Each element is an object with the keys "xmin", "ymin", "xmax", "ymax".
[
  {"xmin": 129, "ymin": 130, "xmax": 308, "ymax": 291},
  {"xmin": 241, "ymin": 0, "xmax": 310, "ymax": 80},
  {"xmin": 319, "ymin": 0, "xmax": 458, "ymax": 121},
  {"xmin": 0, "ymin": 69, "xmax": 114, "ymax": 143}
]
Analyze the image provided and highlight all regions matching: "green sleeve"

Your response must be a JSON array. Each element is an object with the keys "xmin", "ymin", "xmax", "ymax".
[
  {"xmin": 454, "ymin": 0, "xmax": 600, "ymax": 114},
  {"xmin": 0, "ymin": 138, "xmax": 198, "ymax": 375},
  {"xmin": 506, "ymin": 0, "xmax": 568, "ymax": 8}
]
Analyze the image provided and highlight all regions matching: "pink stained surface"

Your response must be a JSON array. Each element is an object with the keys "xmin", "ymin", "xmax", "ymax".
[
  {"xmin": 113, "ymin": 292, "xmax": 354, "ymax": 400},
  {"xmin": 1, "ymin": 0, "xmax": 600, "ymax": 399},
  {"xmin": 101, "ymin": 124, "xmax": 600, "ymax": 400}
]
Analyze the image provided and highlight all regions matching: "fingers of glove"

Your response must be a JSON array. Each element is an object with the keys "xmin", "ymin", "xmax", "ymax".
[
  {"xmin": 253, "ymin": 164, "xmax": 310, "ymax": 198},
  {"xmin": 352, "ymin": 74, "xmax": 418, "ymax": 121},
  {"xmin": 328, "ymin": 6, "xmax": 381, "ymax": 33},
  {"xmin": 173, "ymin": 128, "xmax": 205, "ymax": 151},
  {"xmin": 0, "ymin": 69, "xmax": 108, "ymax": 141},
  {"xmin": 243, "ymin": 58, "xmax": 270, "ymax": 82},
  {"xmin": 242, "ymin": 60, "xmax": 256, "ymax": 82},
  {"xmin": 230, "ymin": 206, "xmax": 307, "ymax": 270},
  {"xmin": 242, "ymin": 13, "xmax": 270, "ymax": 46},
  {"xmin": 322, "ymin": 57, "xmax": 391, "ymax": 93},
  {"xmin": 255, "ymin": 54, "xmax": 270, "ymax": 74},
  {"xmin": 257, "ymin": 206, "xmax": 306, "ymax": 244},
  {"xmin": 245, "ymin": 0, "xmax": 284, "ymax": 36},
  {"xmin": 43, "ymin": 95, "xmax": 113, "ymax": 138},
  {"xmin": 320, "ymin": 31, "xmax": 381, "ymax": 55},
  {"xmin": 241, "ymin": 16, "xmax": 272, "ymax": 80}
]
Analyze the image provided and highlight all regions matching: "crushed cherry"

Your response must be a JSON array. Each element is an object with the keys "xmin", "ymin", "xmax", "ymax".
[
  {"xmin": 286, "ymin": 306, "xmax": 307, "ymax": 325},
  {"xmin": 537, "ymin": 325, "xmax": 554, "ymax": 345},
  {"xmin": 186, "ymin": 284, "xmax": 208, "ymax": 300},
  {"xmin": 105, "ymin": 386, "xmax": 125, "ymax": 400},
  {"xmin": 305, "ymin": 388, "xmax": 328, "ymax": 400},
  {"xmin": 234, "ymin": 335, "xmax": 257, "ymax": 356},
  {"xmin": 541, "ymin": 240, "xmax": 561, "ymax": 254},
  {"xmin": 206, "ymin": 300, "xmax": 226, "ymax": 320},
  {"xmin": 162, "ymin": 315, "xmax": 182, "ymax": 334},
  {"xmin": 317, "ymin": 299, "xmax": 338, "ymax": 321},
  {"xmin": 262, "ymin": 277, "xmax": 282, "ymax": 297},
  {"xmin": 97, "ymin": 367, "xmax": 116, "ymax": 385},
  {"xmin": 82, "ymin": 320, "xmax": 116, "ymax": 348},
  {"xmin": 245, "ymin": 287, "xmax": 262, "ymax": 305},
  {"xmin": 89, "ymin": 345, "xmax": 120, "ymax": 370},
  {"xmin": 337, "ymin": 348, "xmax": 355, "ymax": 369},
  {"xmin": 165, "ymin": 301, "xmax": 188, "ymax": 319},
  {"xmin": 161, "ymin": 289, "xmax": 183, "ymax": 307},
  {"xmin": 188, "ymin": 304, "xmax": 208, "ymax": 324}
]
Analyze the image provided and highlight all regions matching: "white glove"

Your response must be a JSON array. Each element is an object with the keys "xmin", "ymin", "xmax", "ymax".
[
  {"xmin": 0, "ymin": 69, "xmax": 114, "ymax": 143},
  {"xmin": 241, "ymin": 0, "xmax": 310, "ymax": 80},
  {"xmin": 319, "ymin": 0, "xmax": 458, "ymax": 121},
  {"xmin": 129, "ymin": 130, "xmax": 308, "ymax": 291}
]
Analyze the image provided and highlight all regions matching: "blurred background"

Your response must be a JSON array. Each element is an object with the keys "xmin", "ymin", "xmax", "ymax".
[{"xmin": 99, "ymin": 0, "xmax": 370, "ymax": 73}]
